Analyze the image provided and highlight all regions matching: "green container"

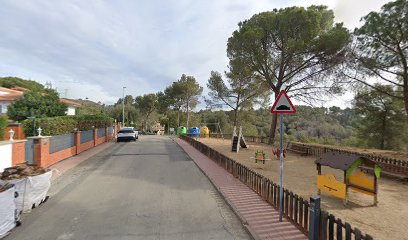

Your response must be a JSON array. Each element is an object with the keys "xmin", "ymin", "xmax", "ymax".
[{"xmin": 177, "ymin": 126, "xmax": 187, "ymax": 136}]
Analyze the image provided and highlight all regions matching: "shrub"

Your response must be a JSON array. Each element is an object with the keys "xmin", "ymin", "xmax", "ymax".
[
  {"xmin": 0, "ymin": 116, "xmax": 7, "ymax": 140},
  {"xmin": 23, "ymin": 116, "xmax": 77, "ymax": 137},
  {"xmin": 22, "ymin": 114, "xmax": 114, "ymax": 137},
  {"xmin": 74, "ymin": 114, "xmax": 114, "ymax": 131}
]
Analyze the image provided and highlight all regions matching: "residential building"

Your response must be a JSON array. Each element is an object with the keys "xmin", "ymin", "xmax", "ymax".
[
  {"xmin": 0, "ymin": 87, "xmax": 81, "ymax": 116},
  {"xmin": 0, "ymin": 87, "xmax": 24, "ymax": 116}
]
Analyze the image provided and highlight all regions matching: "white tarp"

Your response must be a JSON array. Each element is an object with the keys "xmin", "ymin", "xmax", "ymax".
[
  {"xmin": 0, "ymin": 187, "xmax": 16, "ymax": 239},
  {"xmin": 0, "ymin": 171, "xmax": 53, "ymax": 213}
]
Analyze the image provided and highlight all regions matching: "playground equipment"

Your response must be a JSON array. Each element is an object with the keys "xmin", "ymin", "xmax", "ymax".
[
  {"xmin": 177, "ymin": 126, "xmax": 187, "ymax": 136},
  {"xmin": 231, "ymin": 126, "xmax": 248, "ymax": 152},
  {"xmin": 189, "ymin": 127, "xmax": 200, "ymax": 137},
  {"xmin": 250, "ymin": 150, "xmax": 271, "ymax": 164},
  {"xmin": 272, "ymin": 148, "xmax": 287, "ymax": 159},
  {"xmin": 315, "ymin": 152, "xmax": 381, "ymax": 205},
  {"xmin": 200, "ymin": 126, "xmax": 209, "ymax": 137}
]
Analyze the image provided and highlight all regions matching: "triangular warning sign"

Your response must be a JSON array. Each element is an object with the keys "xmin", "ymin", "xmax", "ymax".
[{"xmin": 270, "ymin": 90, "xmax": 296, "ymax": 114}]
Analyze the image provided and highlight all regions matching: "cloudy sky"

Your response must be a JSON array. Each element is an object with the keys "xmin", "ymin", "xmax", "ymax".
[{"xmin": 0, "ymin": 0, "xmax": 389, "ymax": 107}]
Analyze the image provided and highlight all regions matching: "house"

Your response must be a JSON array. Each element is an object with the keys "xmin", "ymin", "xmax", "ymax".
[
  {"xmin": 0, "ymin": 87, "xmax": 81, "ymax": 116},
  {"xmin": 150, "ymin": 123, "xmax": 165, "ymax": 134},
  {"xmin": 60, "ymin": 98, "xmax": 81, "ymax": 115},
  {"xmin": 0, "ymin": 87, "xmax": 24, "ymax": 116}
]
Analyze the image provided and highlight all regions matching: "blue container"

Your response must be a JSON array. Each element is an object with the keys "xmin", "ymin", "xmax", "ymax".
[{"xmin": 189, "ymin": 127, "xmax": 200, "ymax": 137}]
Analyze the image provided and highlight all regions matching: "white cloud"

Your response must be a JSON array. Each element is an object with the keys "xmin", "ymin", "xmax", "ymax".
[{"xmin": 0, "ymin": 0, "xmax": 391, "ymax": 107}]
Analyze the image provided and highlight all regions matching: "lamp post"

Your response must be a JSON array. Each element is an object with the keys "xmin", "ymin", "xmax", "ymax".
[
  {"xmin": 27, "ymin": 116, "xmax": 35, "ymax": 136},
  {"xmin": 122, "ymin": 86, "xmax": 126, "ymax": 127}
]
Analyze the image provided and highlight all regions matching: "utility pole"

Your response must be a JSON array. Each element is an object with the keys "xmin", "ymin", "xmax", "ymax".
[{"xmin": 122, "ymin": 86, "xmax": 126, "ymax": 127}]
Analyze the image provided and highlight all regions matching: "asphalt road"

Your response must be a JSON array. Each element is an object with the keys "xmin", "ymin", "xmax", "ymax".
[{"xmin": 7, "ymin": 135, "xmax": 250, "ymax": 240}]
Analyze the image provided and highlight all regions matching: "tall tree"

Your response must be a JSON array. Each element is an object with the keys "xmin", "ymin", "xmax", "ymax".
[
  {"xmin": 7, "ymin": 89, "xmax": 67, "ymax": 121},
  {"xmin": 227, "ymin": 6, "xmax": 350, "ymax": 144},
  {"xmin": 177, "ymin": 74, "xmax": 203, "ymax": 129},
  {"xmin": 163, "ymin": 81, "xmax": 185, "ymax": 127},
  {"xmin": 206, "ymin": 68, "xmax": 266, "ymax": 127},
  {"xmin": 135, "ymin": 93, "xmax": 158, "ymax": 131},
  {"xmin": 353, "ymin": 85, "xmax": 407, "ymax": 150},
  {"xmin": 348, "ymin": 0, "xmax": 408, "ymax": 122}
]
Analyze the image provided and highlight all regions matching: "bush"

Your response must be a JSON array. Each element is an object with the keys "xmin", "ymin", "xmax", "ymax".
[
  {"xmin": 74, "ymin": 115, "xmax": 114, "ymax": 131},
  {"xmin": 23, "ymin": 116, "xmax": 77, "ymax": 137},
  {"xmin": 23, "ymin": 114, "xmax": 114, "ymax": 137},
  {"xmin": 0, "ymin": 116, "xmax": 7, "ymax": 140}
]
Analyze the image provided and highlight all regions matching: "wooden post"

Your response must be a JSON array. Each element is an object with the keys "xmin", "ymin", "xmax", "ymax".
[
  {"xmin": 344, "ymin": 170, "xmax": 348, "ymax": 206},
  {"xmin": 374, "ymin": 173, "xmax": 378, "ymax": 206},
  {"xmin": 317, "ymin": 164, "xmax": 322, "ymax": 195}
]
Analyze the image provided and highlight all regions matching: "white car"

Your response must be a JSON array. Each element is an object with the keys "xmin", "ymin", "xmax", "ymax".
[{"xmin": 117, "ymin": 127, "xmax": 138, "ymax": 142}]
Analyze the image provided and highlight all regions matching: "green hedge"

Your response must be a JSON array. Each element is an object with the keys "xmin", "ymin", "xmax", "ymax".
[
  {"xmin": 0, "ymin": 116, "xmax": 7, "ymax": 140},
  {"xmin": 23, "ymin": 114, "xmax": 114, "ymax": 137},
  {"xmin": 74, "ymin": 115, "xmax": 113, "ymax": 131}
]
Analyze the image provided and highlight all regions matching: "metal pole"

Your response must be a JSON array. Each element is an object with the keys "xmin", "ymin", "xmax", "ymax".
[
  {"xmin": 279, "ymin": 113, "xmax": 284, "ymax": 222},
  {"xmin": 122, "ymin": 87, "xmax": 126, "ymax": 127}
]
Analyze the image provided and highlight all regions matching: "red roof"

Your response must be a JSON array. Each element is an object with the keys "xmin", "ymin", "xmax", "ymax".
[
  {"xmin": 60, "ymin": 98, "xmax": 82, "ymax": 107},
  {"xmin": 0, "ymin": 87, "xmax": 24, "ymax": 101}
]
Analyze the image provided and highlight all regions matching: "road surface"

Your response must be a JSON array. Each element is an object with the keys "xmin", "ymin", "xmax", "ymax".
[{"xmin": 7, "ymin": 136, "xmax": 250, "ymax": 240}]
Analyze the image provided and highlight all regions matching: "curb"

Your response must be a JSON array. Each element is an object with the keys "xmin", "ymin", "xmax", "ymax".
[{"xmin": 172, "ymin": 137, "xmax": 260, "ymax": 240}]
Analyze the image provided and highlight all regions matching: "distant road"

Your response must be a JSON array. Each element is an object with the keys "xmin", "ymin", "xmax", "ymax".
[{"xmin": 7, "ymin": 135, "xmax": 250, "ymax": 240}]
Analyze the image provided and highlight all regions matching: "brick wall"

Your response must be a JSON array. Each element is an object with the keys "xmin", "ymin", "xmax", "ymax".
[
  {"xmin": 77, "ymin": 141, "xmax": 94, "ymax": 154},
  {"xmin": 2, "ymin": 124, "xmax": 120, "ymax": 170},
  {"xmin": 3, "ymin": 124, "xmax": 25, "ymax": 140},
  {"xmin": 46, "ymin": 146, "xmax": 76, "ymax": 167},
  {"xmin": 11, "ymin": 141, "xmax": 26, "ymax": 166},
  {"xmin": 95, "ymin": 136, "xmax": 106, "ymax": 146}
]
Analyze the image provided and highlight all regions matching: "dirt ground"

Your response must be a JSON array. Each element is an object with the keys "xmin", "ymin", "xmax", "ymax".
[
  {"xmin": 301, "ymin": 142, "xmax": 408, "ymax": 162},
  {"xmin": 197, "ymin": 138, "xmax": 408, "ymax": 240}
]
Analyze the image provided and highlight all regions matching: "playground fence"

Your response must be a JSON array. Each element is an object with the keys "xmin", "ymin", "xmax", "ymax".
[
  {"xmin": 208, "ymin": 133, "xmax": 408, "ymax": 179},
  {"xmin": 180, "ymin": 135, "xmax": 373, "ymax": 240}
]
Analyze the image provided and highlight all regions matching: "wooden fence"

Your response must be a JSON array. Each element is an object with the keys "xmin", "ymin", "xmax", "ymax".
[
  {"xmin": 208, "ymin": 133, "xmax": 407, "ymax": 179},
  {"xmin": 180, "ymin": 135, "xmax": 373, "ymax": 240},
  {"xmin": 287, "ymin": 142, "xmax": 408, "ymax": 179}
]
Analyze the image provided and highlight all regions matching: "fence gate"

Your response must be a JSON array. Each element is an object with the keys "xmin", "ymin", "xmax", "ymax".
[{"xmin": 25, "ymin": 138, "xmax": 35, "ymax": 164}]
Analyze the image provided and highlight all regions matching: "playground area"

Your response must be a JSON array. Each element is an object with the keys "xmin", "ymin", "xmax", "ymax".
[{"xmin": 196, "ymin": 137, "xmax": 408, "ymax": 240}]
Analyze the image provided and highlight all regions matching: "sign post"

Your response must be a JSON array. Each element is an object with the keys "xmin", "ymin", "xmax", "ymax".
[{"xmin": 270, "ymin": 90, "xmax": 296, "ymax": 222}]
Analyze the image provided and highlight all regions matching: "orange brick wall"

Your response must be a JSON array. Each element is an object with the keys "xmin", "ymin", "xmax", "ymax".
[
  {"xmin": 24, "ymin": 126, "xmax": 117, "ymax": 168},
  {"xmin": 46, "ymin": 146, "xmax": 76, "ymax": 167},
  {"xmin": 11, "ymin": 141, "xmax": 26, "ymax": 166},
  {"xmin": 3, "ymin": 125, "xmax": 25, "ymax": 140},
  {"xmin": 95, "ymin": 136, "xmax": 106, "ymax": 146},
  {"xmin": 34, "ymin": 138, "xmax": 50, "ymax": 167},
  {"xmin": 77, "ymin": 141, "xmax": 94, "ymax": 154}
]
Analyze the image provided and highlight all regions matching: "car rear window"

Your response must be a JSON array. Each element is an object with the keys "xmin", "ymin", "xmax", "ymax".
[{"xmin": 119, "ymin": 130, "xmax": 134, "ymax": 133}]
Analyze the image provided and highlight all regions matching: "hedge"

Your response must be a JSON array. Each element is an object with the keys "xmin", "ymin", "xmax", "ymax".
[
  {"xmin": 22, "ymin": 114, "xmax": 114, "ymax": 137},
  {"xmin": 0, "ymin": 116, "xmax": 7, "ymax": 140}
]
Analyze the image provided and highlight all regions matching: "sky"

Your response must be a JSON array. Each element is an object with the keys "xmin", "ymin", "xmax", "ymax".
[{"xmin": 0, "ymin": 0, "xmax": 390, "ymax": 107}]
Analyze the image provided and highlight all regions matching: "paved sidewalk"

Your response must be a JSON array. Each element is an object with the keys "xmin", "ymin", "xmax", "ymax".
[
  {"xmin": 49, "ymin": 141, "xmax": 115, "ymax": 181},
  {"xmin": 176, "ymin": 138, "xmax": 307, "ymax": 240}
]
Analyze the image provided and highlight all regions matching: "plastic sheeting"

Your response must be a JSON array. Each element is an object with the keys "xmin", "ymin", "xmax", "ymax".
[
  {"xmin": 0, "ymin": 171, "xmax": 53, "ymax": 213},
  {"xmin": 0, "ymin": 187, "xmax": 16, "ymax": 239}
]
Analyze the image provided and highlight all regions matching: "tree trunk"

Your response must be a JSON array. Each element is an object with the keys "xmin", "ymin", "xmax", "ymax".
[
  {"xmin": 233, "ymin": 108, "xmax": 238, "ymax": 127},
  {"xmin": 268, "ymin": 114, "xmax": 278, "ymax": 145},
  {"xmin": 380, "ymin": 111, "xmax": 387, "ymax": 149},
  {"xmin": 404, "ymin": 76, "xmax": 408, "ymax": 124},
  {"xmin": 177, "ymin": 108, "xmax": 181, "ymax": 127},
  {"xmin": 268, "ymin": 91, "xmax": 280, "ymax": 145},
  {"xmin": 186, "ymin": 102, "xmax": 190, "ymax": 129}
]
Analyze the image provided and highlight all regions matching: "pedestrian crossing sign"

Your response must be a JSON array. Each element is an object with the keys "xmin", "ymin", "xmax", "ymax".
[{"xmin": 270, "ymin": 90, "xmax": 296, "ymax": 114}]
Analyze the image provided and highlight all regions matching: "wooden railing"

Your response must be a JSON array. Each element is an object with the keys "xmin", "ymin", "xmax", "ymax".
[
  {"xmin": 180, "ymin": 135, "xmax": 373, "ymax": 239},
  {"xmin": 207, "ymin": 134, "xmax": 408, "ymax": 179},
  {"xmin": 288, "ymin": 142, "xmax": 408, "ymax": 179}
]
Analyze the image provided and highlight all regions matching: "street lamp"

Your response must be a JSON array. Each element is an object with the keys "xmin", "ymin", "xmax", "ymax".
[{"xmin": 122, "ymin": 86, "xmax": 126, "ymax": 127}]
